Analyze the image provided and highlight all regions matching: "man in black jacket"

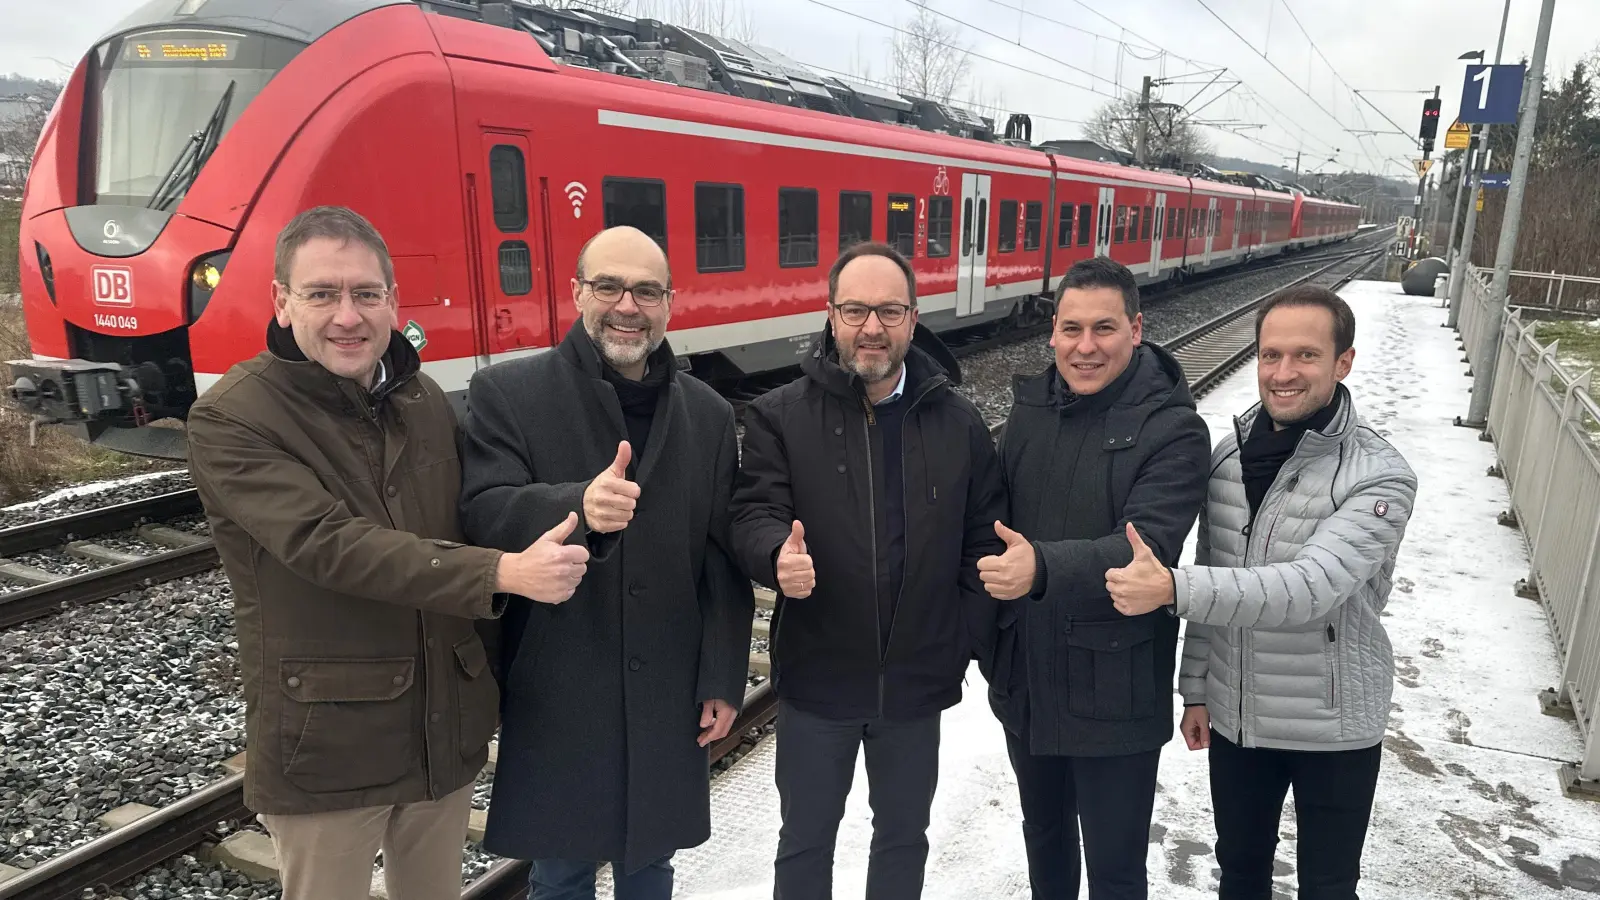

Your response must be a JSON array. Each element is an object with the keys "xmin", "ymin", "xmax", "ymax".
[
  {"xmin": 732, "ymin": 242, "xmax": 1007, "ymax": 900},
  {"xmin": 459, "ymin": 226, "xmax": 754, "ymax": 900},
  {"xmin": 977, "ymin": 257, "xmax": 1210, "ymax": 900}
]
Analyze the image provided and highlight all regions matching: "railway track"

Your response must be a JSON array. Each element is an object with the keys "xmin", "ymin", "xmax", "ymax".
[{"xmin": 0, "ymin": 611, "xmax": 781, "ymax": 900}]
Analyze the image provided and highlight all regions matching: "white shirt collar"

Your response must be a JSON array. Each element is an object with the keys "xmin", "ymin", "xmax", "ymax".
[{"xmin": 874, "ymin": 364, "xmax": 908, "ymax": 406}]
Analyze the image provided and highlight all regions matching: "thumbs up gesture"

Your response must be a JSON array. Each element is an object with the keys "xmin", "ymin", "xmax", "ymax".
[
  {"xmin": 583, "ymin": 441, "xmax": 642, "ymax": 533},
  {"xmin": 495, "ymin": 512, "xmax": 591, "ymax": 604},
  {"xmin": 977, "ymin": 521, "xmax": 1036, "ymax": 601},
  {"xmin": 1106, "ymin": 522, "xmax": 1176, "ymax": 616},
  {"xmin": 775, "ymin": 520, "xmax": 815, "ymax": 598}
]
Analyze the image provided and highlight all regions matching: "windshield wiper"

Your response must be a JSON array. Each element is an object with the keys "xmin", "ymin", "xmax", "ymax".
[{"xmin": 146, "ymin": 80, "xmax": 236, "ymax": 212}]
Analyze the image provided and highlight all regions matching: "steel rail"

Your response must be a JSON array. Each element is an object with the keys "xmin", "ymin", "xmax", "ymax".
[
  {"xmin": 0, "ymin": 488, "xmax": 201, "ymax": 558},
  {"xmin": 0, "ymin": 541, "xmax": 219, "ymax": 629}
]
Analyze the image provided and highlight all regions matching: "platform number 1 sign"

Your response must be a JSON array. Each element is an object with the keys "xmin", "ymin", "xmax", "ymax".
[{"xmin": 1459, "ymin": 64, "xmax": 1525, "ymax": 125}]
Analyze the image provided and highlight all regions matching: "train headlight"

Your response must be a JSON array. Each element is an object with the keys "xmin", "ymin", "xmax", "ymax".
[
  {"xmin": 35, "ymin": 242, "xmax": 56, "ymax": 304},
  {"xmin": 187, "ymin": 251, "xmax": 229, "ymax": 323}
]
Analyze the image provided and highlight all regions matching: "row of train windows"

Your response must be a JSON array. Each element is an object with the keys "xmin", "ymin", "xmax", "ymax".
[{"xmin": 487, "ymin": 147, "xmax": 954, "ymax": 276}]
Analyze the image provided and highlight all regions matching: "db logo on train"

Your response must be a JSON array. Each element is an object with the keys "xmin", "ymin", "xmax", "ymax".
[{"xmin": 91, "ymin": 266, "xmax": 134, "ymax": 307}]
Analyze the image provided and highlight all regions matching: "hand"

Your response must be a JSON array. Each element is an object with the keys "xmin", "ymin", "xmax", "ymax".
[
  {"xmin": 697, "ymin": 699, "xmax": 737, "ymax": 748},
  {"xmin": 495, "ymin": 512, "xmax": 590, "ymax": 604},
  {"xmin": 977, "ymin": 521, "xmax": 1035, "ymax": 601},
  {"xmin": 1181, "ymin": 705, "xmax": 1211, "ymax": 750},
  {"xmin": 775, "ymin": 521, "xmax": 815, "ymax": 598},
  {"xmin": 1106, "ymin": 522, "xmax": 1176, "ymax": 616},
  {"xmin": 583, "ymin": 441, "xmax": 642, "ymax": 533}
]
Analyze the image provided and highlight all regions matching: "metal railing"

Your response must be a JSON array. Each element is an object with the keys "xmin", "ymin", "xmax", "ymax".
[
  {"xmin": 1501, "ymin": 269, "xmax": 1600, "ymax": 316},
  {"xmin": 1462, "ymin": 265, "xmax": 1600, "ymax": 788}
]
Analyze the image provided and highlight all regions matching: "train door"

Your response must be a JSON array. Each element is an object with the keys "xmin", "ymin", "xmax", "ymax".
[
  {"xmin": 956, "ymin": 173, "xmax": 991, "ymax": 317},
  {"xmin": 1150, "ymin": 193, "xmax": 1166, "ymax": 276},
  {"xmin": 1233, "ymin": 200, "xmax": 1243, "ymax": 251},
  {"xmin": 1202, "ymin": 197, "xmax": 1218, "ymax": 267},
  {"xmin": 1094, "ymin": 187, "xmax": 1114, "ymax": 258},
  {"xmin": 474, "ymin": 132, "xmax": 553, "ymax": 357}
]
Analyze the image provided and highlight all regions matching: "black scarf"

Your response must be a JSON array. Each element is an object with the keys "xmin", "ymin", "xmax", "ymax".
[
  {"xmin": 1239, "ymin": 389, "xmax": 1343, "ymax": 521},
  {"xmin": 599, "ymin": 347, "xmax": 670, "ymax": 479}
]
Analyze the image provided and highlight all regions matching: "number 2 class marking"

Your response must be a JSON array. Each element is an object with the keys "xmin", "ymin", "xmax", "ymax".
[{"xmin": 1473, "ymin": 67, "xmax": 1491, "ymax": 109}]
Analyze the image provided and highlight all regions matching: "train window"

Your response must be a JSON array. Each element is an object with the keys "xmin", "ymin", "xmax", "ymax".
[
  {"xmin": 1167, "ymin": 207, "xmax": 1177, "ymax": 240},
  {"xmin": 1076, "ymin": 203, "xmax": 1092, "ymax": 245},
  {"xmin": 488, "ymin": 145, "xmax": 528, "ymax": 233},
  {"xmin": 1023, "ymin": 202, "xmax": 1042, "ymax": 251},
  {"xmin": 498, "ymin": 240, "xmax": 532, "ymax": 295},
  {"xmin": 603, "ymin": 178, "xmax": 667, "ymax": 253},
  {"xmin": 778, "ymin": 187, "xmax": 819, "ymax": 268},
  {"xmin": 928, "ymin": 196, "xmax": 953, "ymax": 258},
  {"xmin": 887, "ymin": 194, "xmax": 917, "ymax": 258},
  {"xmin": 1153, "ymin": 206, "xmax": 1164, "ymax": 241},
  {"xmin": 695, "ymin": 182, "xmax": 745, "ymax": 273},
  {"xmin": 1176, "ymin": 208, "xmax": 1187, "ymax": 238},
  {"xmin": 840, "ymin": 191, "xmax": 873, "ymax": 251},
  {"xmin": 1128, "ymin": 207, "xmax": 1140, "ymax": 244},
  {"xmin": 1141, "ymin": 206, "xmax": 1153, "ymax": 241},
  {"xmin": 1213, "ymin": 209, "xmax": 1222, "ymax": 234},
  {"xmin": 998, "ymin": 200, "xmax": 1018, "ymax": 253},
  {"xmin": 1113, "ymin": 205, "xmax": 1127, "ymax": 244},
  {"xmin": 961, "ymin": 198, "xmax": 974, "ymax": 255},
  {"xmin": 976, "ymin": 198, "xmax": 988, "ymax": 249},
  {"xmin": 1058, "ymin": 204, "xmax": 1073, "ymax": 248}
]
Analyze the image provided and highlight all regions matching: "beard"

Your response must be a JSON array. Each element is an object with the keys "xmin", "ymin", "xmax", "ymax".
[
  {"xmin": 586, "ymin": 309, "xmax": 662, "ymax": 370},
  {"xmin": 840, "ymin": 335, "xmax": 908, "ymax": 384}
]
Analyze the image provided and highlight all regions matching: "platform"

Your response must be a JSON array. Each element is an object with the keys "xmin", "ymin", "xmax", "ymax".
[{"xmin": 623, "ymin": 280, "xmax": 1600, "ymax": 899}]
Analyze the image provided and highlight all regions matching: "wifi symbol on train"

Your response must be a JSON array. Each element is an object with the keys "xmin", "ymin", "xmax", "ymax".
[{"xmin": 565, "ymin": 182, "xmax": 588, "ymax": 219}]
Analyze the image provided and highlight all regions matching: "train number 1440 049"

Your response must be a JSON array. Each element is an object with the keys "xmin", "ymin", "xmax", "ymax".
[{"xmin": 93, "ymin": 313, "xmax": 138, "ymax": 330}]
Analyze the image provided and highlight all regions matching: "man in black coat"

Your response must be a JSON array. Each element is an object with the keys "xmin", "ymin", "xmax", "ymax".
[
  {"xmin": 977, "ymin": 256, "xmax": 1210, "ymax": 900},
  {"xmin": 458, "ymin": 226, "xmax": 754, "ymax": 900},
  {"xmin": 731, "ymin": 241, "xmax": 1007, "ymax": 900}
]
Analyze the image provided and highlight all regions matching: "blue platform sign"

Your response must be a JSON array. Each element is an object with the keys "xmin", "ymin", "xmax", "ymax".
[
  {"xmin": 1459, "ymin": 64, "xmax": 1525, "ymax": 124},
  {"xmin": 1480, "ymin": 173, "xmax": 1511, "ymax": 189}
]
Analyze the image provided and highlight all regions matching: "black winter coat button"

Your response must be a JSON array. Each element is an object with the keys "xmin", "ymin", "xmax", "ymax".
[
  {"xmin": 628, "ymin": 582, "xmax": 642, "ymax": 596},
  {"xmin": 386, "ymin": 485, "xmax": 398, "ymax": 497},
  {"xmin": 834, "ymin": 426, "xmax": 843, "ymax": 435},
  {"xmin": 629, "ymin": 658, "xmax": 642, "ymax": 671},
  {"xmin": 836, "ymin": 463, "xmax": 846, "ymax": 473}
]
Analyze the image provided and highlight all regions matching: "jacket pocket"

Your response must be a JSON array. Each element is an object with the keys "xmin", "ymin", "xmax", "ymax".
[
  {"xmin": 1325, "ymin": 623, "xmax": 1341, "ymax": 711},
  {"xmin": 279, "ymin": 657, "xmax": 416, "ymax": 793},
  {"xmin": 1064, "ymin": 618, "xmax": 1157, "ymax": 721},
  {"xmin": 455, "ymin": 636, "xmax": 500, "ymax": 758}
]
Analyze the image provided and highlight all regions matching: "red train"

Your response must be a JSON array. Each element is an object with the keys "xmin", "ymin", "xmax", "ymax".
[{"xmin": 5, "ymin": 0, "xmax": 1360, "ymax": 459}]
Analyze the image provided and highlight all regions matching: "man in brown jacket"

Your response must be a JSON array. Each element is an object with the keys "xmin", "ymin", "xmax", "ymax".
[{"xmin": 187, "ymin": 205, "xmax": 590, "ymax": 900}]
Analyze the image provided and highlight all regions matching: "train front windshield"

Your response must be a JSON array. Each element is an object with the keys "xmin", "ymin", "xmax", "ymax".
[{"xmin": 88, "ymin": 28, "xmax": 302, "ymax": 208}]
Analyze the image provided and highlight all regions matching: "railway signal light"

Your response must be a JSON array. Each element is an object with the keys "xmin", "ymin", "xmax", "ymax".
[{"xmin": 1420, "ymin": 98, "xmax": 1442, "ymax": 141}]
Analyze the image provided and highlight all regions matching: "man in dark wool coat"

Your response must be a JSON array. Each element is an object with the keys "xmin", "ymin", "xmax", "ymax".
[{"xmin": 458, "ymin": 225, "xmax": 754, "ymax": 900}]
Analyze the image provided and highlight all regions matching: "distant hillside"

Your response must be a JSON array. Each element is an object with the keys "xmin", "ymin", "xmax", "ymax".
[{"xmin": 0, "ymin": 75, "xmax": 61, "ymax": 100}]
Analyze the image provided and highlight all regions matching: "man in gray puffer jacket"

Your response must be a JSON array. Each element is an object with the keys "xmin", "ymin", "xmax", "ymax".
[{"xmin": 1106, "ymin": 284, "xmax": 1417, "ymax": 900}]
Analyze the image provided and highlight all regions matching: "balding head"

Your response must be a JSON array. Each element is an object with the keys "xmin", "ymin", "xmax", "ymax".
[
  {"xmin": 571, "ymin": 226, "xmax": 675, "ymax": 380},
  {"xmin": 577, "ymin": 226, "xmax": 671, "ymax": 287}
]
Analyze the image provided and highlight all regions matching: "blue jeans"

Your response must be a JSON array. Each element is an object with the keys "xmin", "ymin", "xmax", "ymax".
[{"xmin": 529, "ymin": 855, "xmax": 675, "ymax": 900}]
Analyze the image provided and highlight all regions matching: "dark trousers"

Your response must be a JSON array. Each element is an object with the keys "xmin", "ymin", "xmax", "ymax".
[
  {"xmin": 529, "ymin": 854, "xmax": 675, "ymax": 900},
  {"xmin": 772, "ymin": 700, "xmax": 942, "ymax": 900},
  {"xmin": 1004, "ymin": 732, "xmax": 1162, "ymax": 900},
  {"xmin": 1209, "ymin": 729, "xmax": 1383, "ymax": 900}
]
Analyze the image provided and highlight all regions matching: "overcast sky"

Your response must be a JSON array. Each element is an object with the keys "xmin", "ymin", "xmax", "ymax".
[{"xmin": 5, "ymin": 0, "xmax": 1596, "ymax": 181}]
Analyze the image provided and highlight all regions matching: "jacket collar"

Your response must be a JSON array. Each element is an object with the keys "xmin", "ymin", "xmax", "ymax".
[
  {"xmin": 800, "ymin": 320, "xmax": 953, "ymax": 406},
  {"xmin": 1231, "ymin": 382, "xmax": 1357, "ymax": 456},
  {"xmin": 1010, "ymin": 342, "xmax": 1196, "ymax": 451},
  {"xmin": 264, "ymin": 318, "xmax": 418, "ymax": 413},
  {"xmin": 556, "ymin": 317, "xmax": 680, "ymax": 385}
]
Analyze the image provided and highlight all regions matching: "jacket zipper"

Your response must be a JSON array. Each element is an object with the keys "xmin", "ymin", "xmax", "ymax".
[
  {"xmin": 1327, "ymin": 623, "xmax": 1338, "ymax": 707},
  {"xmin": 860, "ymin": 394, "xmax": 883, "ymax": 716}
]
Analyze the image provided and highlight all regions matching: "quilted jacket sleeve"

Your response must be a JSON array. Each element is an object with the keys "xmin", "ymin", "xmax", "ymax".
[
  {"xmin": 1173, "ymin": 457, "xmax": 1418, "ymax": 629},
  {"xmin": 1177, "ymin": 502, "xmax": 1214, "ymax": 705}
]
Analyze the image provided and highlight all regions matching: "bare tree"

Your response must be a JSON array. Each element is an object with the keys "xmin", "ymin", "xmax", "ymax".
[
  {"xmin": 1083, "ymin": 92, "xmax": 1212, "ymax": 166},
  {"xmin": 565, "ymin": 0, "xmax": 634, "ymax": 14},
  {"xmin": 0, "ymin": 76, "xmax": 63, "ymax": 193},
  {"xmin": 891, "ymin": 0, "xmax": 971, "ymax": 104},
  {"xmin": 966, "ymin": 81, "xmax": 1007, "ymax": 128},
  {"xmin": 638, "ymin": 0, "xmax": 758, "ymax": 43}
]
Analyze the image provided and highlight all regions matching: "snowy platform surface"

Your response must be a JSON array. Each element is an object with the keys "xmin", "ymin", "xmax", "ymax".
[{"xmin": 620, "ymin": 280, "xmax": 1600, "ymax": 899}]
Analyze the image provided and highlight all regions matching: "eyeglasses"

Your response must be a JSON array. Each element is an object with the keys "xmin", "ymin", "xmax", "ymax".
[
  {"xmin": 832, "ymin": 302, "xmax": 914, "ymax": 328},
  {"xmin": 579, "ymin": 278, "xmax": 672, "ymax": 307},
  {"xmin": 286, "ymin": 286, "xmax": 391, "ymax": 310}
]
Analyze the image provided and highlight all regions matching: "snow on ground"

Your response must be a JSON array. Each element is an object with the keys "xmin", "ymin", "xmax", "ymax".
[
  {"xmin": 0, "ymin": 469, "xmax": 182, "ymax": 512},
  {"xmin": 630, "ymin": 280, "xmax": 1600, "ymax": 899}
]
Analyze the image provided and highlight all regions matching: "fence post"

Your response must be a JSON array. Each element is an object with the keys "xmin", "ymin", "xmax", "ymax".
[
  {"xmin": 1556, "ymin": 275, "xmax": 1567, "ymax": 311},
  {"xmin": 1555, "ymin": 370, "xmax": 1598, "ymax": 709}
]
